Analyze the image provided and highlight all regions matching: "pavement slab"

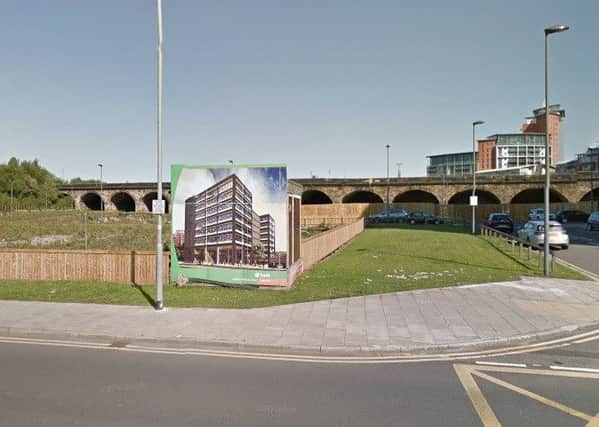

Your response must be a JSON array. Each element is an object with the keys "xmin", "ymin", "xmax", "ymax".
[{"xmin": 1, "ymin": 277, "xmax": 599, "ymax": 354}]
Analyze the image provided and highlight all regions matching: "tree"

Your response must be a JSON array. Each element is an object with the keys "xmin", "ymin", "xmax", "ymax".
[{"xmin": 252, "ymin": 242, "xmax": 266, "ymax": 266}]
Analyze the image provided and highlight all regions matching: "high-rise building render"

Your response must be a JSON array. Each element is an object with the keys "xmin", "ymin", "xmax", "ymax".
[
  {"xmin": 259, "ymin": 214, "xmax": 275, "ymax": 262},
  {"xmin": 182, "ymin": 174, "xmax": 275, "ymax": 266}
]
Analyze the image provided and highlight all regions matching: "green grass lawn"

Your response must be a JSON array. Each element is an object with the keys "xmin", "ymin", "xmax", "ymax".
[
  {"xmin": 0, "ymin": 226, "xmax": 588, "ymax": 308},
  {"xmin": 0, "ymin": 210, "xmax": 170, "ymax": 251}
]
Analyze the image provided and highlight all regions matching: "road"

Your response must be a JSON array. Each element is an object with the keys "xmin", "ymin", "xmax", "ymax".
[
  {"xmin": 1, "ymin": 339, "xmax": 599, "ymax": 426},
  {"xmin": 559, "ymin": 223, "xmax": 599, "ymax": 276}
]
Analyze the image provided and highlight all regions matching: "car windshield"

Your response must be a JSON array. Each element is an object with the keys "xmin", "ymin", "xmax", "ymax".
[{"xmin": 492, "ymin": 215, "xmax": 510, "ymax": 221}]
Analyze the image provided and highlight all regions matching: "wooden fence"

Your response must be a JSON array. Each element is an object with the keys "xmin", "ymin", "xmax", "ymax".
[
  {"xmin": 301, "ymin": 203, "xmax": 371, "ymax": 227},
  {"xmin": 0, "ymin": 248, "xmax": 169, "ymax": 285},
  {"xmin": 301, "ymin": 218, "xmax": 364, "ymax": 270}
]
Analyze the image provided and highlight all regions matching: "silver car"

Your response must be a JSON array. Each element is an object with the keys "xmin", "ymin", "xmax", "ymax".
[{"xmin": 518, "ymin": 220, "xmax": 569, "ymax": 249}]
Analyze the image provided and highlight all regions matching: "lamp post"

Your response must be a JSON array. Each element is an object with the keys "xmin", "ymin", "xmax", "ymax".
[
  {"xmin": 10, "ymin": 181, "xmax": 14, "ymax": 212},
  {"xmin": 472, "ymin": 121, "xmax": 485, "ymax": 234},
  {"xmin": 97, "ymin": 163, "xmax": 103, "ymax": 210},
  {"xmin": 155, "ymin": 0, "xmax": 164, "ymax": 309},
  {"xmin": 385, "ymin": 144, "xmax": 390, "ymax": 212},
  {"xmin": 543, "ymin": 24, "xmax": 569, "ymax": 277},
  {"xmin": 396, "ymin": 162, "xmax": 402, "ymax": 178}
]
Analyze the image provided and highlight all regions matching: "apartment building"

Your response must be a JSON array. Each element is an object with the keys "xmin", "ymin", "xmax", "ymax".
[
  {"xmin": 182, "ymin": 174, "xmax": 277, "ymax": 266},
  {"xmin": 259, "ymin": 214, "xmax": 276, "ymax": 263}
]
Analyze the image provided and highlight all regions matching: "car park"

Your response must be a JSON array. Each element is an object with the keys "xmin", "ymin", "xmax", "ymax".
[
  {"xmin": 555, "ymin": 209, "xmax": 589, "ymax": 224},
  {"xmin": 484, "ymin": 213, "xmax": 514, "ymax": 233},
  {"xmin": 587, "ymin": 211, "xmax": 599, "ymax": 231},
  {"xmin": 517, "ymin": 220, "xmax": 569, "ymax": 249}
]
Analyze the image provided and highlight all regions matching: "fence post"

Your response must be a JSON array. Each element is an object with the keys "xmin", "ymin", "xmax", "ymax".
[
  {"xmin": 538, "ymin": 249, "xmax": 542, "ymax": 268},
  {"xmin": 84, "ymin": 212, "xmax": 88, "ymax": 250},
  {"xmin": 551, "ymin": 251, "xmax": 555, "ymax": 273},
  {"xmin": 528, "ymin": 245, "xmax": 531, "ymax": 260}
]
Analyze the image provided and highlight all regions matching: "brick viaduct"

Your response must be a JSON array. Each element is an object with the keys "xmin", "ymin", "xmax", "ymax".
[{"xmin": 59, "ymin": 174, "xmax": 599, "ymax": 212}]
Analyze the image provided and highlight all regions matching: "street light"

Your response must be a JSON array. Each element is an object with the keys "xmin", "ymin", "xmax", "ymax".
[
  {"xmin": 396, "ymin": 162, "xmax": 403, "ymax": 178},
  {"xmin": 97, "ymin": 163, "xmax": 103, "ymax": 211},
  {"xmin": 385, "ymin": 144, "xmax": 390, "ymax": 212},
  {"xmin": 472, "ymin": 120, "xmax": 485, "ymax": 234},
  {"xmin": 543, "ymin": 24, "xmax": 569, "ymax": 276},
  {"xmin": 155, "ymin": 0, "xmax": 164, "ymax": 309}
]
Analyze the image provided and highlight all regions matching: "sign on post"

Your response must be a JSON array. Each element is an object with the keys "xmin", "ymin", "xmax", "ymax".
[
  {"xmin": 469, "ymin": 195, "xmax": 478, "ymax": 207},
  {"xmin": 152, "ymin": 199, "xmax": 165, "ymax": 214}
]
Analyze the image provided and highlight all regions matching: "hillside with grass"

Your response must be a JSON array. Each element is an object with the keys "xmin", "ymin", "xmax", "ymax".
[{"xmin": 0, "ymin": 210, "xmax": 170, "ymax": 251}]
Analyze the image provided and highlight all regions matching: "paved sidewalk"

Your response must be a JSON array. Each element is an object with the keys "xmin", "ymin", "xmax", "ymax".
[{"xmin": 1, "ymin": 277, "xmax": 599, "ymax": 355}]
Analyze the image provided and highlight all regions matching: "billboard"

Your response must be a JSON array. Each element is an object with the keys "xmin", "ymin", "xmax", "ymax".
[{"xmin": 170, "ymin": 164, "xmax": 289, "ymax": 287}]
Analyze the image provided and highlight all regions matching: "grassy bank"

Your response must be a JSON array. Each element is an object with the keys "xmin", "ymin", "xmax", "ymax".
[
  {"xmin": 0, "ymin": 226, "xmax": 588, "ymax": 308},
  {"xmin": 0, "ymin": 210, "xmax": 169, "ymax": 251}
]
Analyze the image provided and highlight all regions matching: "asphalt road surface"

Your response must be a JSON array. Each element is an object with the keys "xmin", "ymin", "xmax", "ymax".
[
  {"xmin": 559, "ymin": 223, "xmax": 599, "ymax": 276},
  {"xmin": 1, "ymin": 339, "xmax": 599, "ymax": 426}
]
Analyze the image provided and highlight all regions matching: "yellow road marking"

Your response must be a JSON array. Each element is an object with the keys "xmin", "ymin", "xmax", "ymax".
[
  {"xmin": 453, "ymin": 364, "xmax": 501, "ymax": 426},
  {"xmin": 454, "ymin": 364, "xmax": 599, "ymax": 426},
  {"xmin": 585, "ymin": 413, "xmax": 599, "ymax": 427},
  {"xmin": 472, "ymin": 370, "xmax": 592, "ymax": 422}
]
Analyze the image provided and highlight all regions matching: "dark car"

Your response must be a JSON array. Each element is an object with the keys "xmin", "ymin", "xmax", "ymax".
[
  {"xmin": 587, "ymin": 211, "xmax": 599, "ymax": 231},
  {"xmin": 484, "ymin": 213, "xmax": 514, "ymax": 233},
  {"xmin": 555, "ymin": 210, "xmax": 589, "ymax": 224},
  {"xmin": 407, "ymin": 211, "xmax": 427, "ymax": 224},
  {"xmin": 422, "ymin": 212, "xmax": 443, "ymax": 224}
]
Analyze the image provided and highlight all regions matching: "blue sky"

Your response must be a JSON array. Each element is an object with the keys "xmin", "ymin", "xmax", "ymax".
[{"xmin": 1, "ymin": 0, "xmax": 597, "ymax": 181}]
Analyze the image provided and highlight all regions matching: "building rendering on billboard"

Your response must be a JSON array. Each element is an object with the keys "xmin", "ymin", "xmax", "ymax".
[{"xmin": 170, "ymin": 164, "xmax": 291, "ymax": 288}]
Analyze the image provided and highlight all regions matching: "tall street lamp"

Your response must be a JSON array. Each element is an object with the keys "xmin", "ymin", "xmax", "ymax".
[
  {"xmin": 385, "ymin": 144, "xmax": 390, "ymax": 212},
  {"xmin": 155, "ymin": 0, "xmax": 165, "ymax": 309},
  {"xmin": 544, "ymin": 24, "xmax": 569, "ymax": 276},
  {"xmin": 472, "ymin": 121, "xmax": 485, "ymax": 234},
  {"xmin": 97, "ymin": 163, "xmax": 103, "ymax": 211}
]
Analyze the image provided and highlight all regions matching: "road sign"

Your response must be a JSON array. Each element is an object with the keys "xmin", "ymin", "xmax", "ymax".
[
  {"xmin": 470, "ymin": 195, "xmax": 478, "ymax": 206},
  {"xmin": 152, "ymin": 199, "xmax": 165, "ymax": 214}
]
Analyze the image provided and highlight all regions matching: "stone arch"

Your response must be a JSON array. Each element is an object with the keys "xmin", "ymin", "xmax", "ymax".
[
  {"xmin": 111, "ymin": 192, "xmax": 136, "ymax": 212},
  {"xmin": 342, "ymin": 190, "xmax": 384, "ymax": 204},
  {"xmin": 580, "ymin": 188, "xmax": 599, "ymax": 203},
  {"xmin": 448, "ymin": 189, "xmax": 500, "ymax": 204},
  {"xmin": 143, "ymin": 192, "xmax": 169, "ymax": 213},
  {"xmin": 393, "ymin": 190, "xmax": 439, "ymax": 204},
  {"xmin": 301, "ymin": 190, "xmax": 333, "ymax": 205},
  {"xmin": 510, "ymin": 188, "xmax": 568, "ymax": 204},
  {"xmin": 80, "ymin": 192, "xmax": 104, "ymax": 210}
]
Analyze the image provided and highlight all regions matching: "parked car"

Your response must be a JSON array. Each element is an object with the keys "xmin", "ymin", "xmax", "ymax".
[
  {"xmin": 527, "ymin": 208, "xmax": 556, "ymax": 221},
  {"xmin": 367, "ymin": 209, "xmax": 409, "ymax": 223},
  {"xmin": 423, "ymin": 212, "xmax": 443, "ymax": 224},
  {"xmin": 517, "ymin": 220, "xmax": 569, "ymax": 249},
  {"xmin": 407, "ymin": 211, "xmax": 426, "ymax": 224},
  {"xmin": 406, "ymin": 211, "xmax": 441, "ymax": 224},
  {"xmin": 484, "ymin": 213, "xmax": 514, "ymax": 233},
  {"xmin": 528, "ymin": 208, "xmax": 544, "ymax": 221},
  {"xmin": 587, "ymin": 211, "xmax": 599, "ymax": 231},
  {"xmin": 555, "ymin": 210, "xmax": 589, "ymax": 224}
]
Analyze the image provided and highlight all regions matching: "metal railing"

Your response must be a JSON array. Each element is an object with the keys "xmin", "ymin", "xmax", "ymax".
[{"xmin": 480, "ymin": 225, "xmax": 555, "ymax": 273}]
